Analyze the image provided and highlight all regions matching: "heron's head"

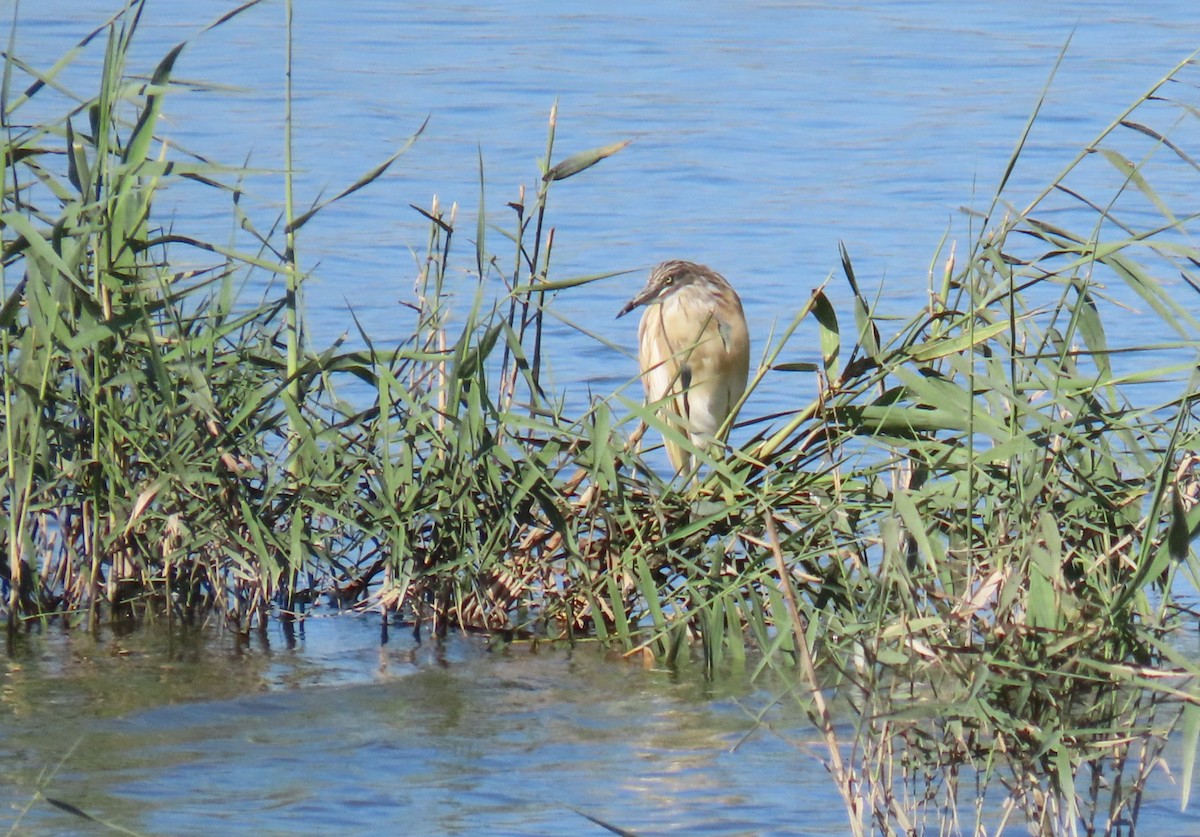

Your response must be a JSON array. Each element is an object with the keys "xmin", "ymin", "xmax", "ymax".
[{"xmin": 616, "ymin": 260, "xmax": 717, "ymax": 318}]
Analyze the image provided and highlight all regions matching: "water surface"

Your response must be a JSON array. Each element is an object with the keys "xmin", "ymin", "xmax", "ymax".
[
  {"xmin": 3, "ymin": 616, "xmax": 848, "ymax": 836},
  {"xmin": 4, "ymin": 615, "xmax": 1200, "ymax": 835},
  {"xmin": 14, "ymin": 1, "xmax": 1200, "ymax": 419}
]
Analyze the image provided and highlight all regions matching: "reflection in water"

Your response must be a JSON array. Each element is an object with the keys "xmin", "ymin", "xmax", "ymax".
[
  {"xmin": 4, "ymin": 611, "xmax": 1200, "ymax": 834},
  {"xmin": 0, "ymin": 615, "xmax": 837, "ymax": 835}
]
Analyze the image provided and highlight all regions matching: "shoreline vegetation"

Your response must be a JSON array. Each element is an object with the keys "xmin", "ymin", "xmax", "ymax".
[{"xmin": 4, "ymin": 3, "xmax": 1200, "ymax": 834}]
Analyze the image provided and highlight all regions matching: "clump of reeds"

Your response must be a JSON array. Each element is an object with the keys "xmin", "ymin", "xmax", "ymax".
[
  {"xmin": 744, "ymin": 50, "xmax": 1200, "ymax": 836},
  {"xmin": 3, "ymin": 4, "xmax": 1200, "ymax": 834}
]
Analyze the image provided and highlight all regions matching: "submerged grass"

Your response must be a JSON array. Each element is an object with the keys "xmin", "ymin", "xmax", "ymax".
[{"xmin": 3, "ymin": 5, "xmax": 1200, "ymax": 835}]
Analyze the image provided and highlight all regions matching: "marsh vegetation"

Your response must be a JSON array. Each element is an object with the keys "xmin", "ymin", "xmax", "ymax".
[{"xmin": 3, "ymin": 3, "xmax": 1200, "ymax": 834}]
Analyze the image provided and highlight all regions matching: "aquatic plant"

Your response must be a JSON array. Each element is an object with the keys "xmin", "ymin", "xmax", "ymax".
[
  {"xmin": 746, "ymin": 49, "xmax": 1200, "ymax": 837},
  {"xmin": 2, "ymin": 3, "xmax": 1199, "ymax": 835}
]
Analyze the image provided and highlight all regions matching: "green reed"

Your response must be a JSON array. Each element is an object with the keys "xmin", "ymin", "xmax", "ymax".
[{"xmin": 3, "ymin": 5, "xmax": 1200, "ymax": 834}]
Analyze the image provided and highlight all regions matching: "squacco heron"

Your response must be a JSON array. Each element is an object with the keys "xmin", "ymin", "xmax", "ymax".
[{"xmin": 617, "ymin": 260, "xmax": 750, "ymax": 473}]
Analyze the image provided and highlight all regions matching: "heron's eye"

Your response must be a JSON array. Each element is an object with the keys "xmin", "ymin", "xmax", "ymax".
[{"xmin": 663, "ymin": 276, "xmax": 674, "ymax": 286}]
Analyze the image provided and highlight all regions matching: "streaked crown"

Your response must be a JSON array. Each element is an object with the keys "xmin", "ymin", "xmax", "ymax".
[{"xmin": 616, "ymin": 260, "xmax": 736, "ymax": 318}]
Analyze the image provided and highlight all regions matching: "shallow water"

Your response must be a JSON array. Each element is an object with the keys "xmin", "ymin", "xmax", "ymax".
[
  {"xmin": 7, "ymin": 2, "xmax": 1200, "ymax": 833},
  {"xmin": 2, "ymin": 616, "xmax": 847, "ymax": 836},
  {"xmin": 3, "ymin": 614, "xmax": 1200, "ymax": 835}
]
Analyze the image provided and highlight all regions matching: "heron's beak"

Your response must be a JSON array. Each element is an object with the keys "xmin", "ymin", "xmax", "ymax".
[{"xmin": 616, "ymin": 286, "xmax": 655, "ymax": 318}]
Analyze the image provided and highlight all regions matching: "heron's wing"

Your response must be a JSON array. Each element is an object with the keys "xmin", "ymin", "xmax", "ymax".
[
  {"xmin": 709, "ymin": 299, "xmax": 751, "ymax": 431},
  {"xmin": 667, "ymin": 291, "xmax": 752, "ymax": 439}
]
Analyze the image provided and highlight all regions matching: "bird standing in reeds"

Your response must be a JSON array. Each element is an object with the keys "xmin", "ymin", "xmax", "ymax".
[{"xmin": 617, "ymin": 260, "xmax": 750, "ymax": 473}]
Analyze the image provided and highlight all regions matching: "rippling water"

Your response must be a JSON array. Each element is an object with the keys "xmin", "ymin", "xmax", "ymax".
[
  {"xmin": 7, "ymin": 2, "xmax": 1200, "ymax": 833},
  {"xmin": 4, "ymin": 615, "xmax": 1200, "ymax": 835},
  {"xmin": 2, "ymin": 617, "xmax": 848, "ymax": 836},
  {"xmin": 15, "ymin": 1, "xmax": 1200, "ymax": 416}
]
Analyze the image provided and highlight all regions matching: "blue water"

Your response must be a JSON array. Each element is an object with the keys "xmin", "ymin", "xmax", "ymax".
[
  {"xmin": 3, "ymin": 617, "xmax": 850, "ymax": 836},
  {"xmin": 14, "ymin": 1, "xmax": 1200, "ymax": 416},
  {"xmin": 6, "ymin": 2, "xmax": 1200, "ymax": 834},
  {"xmin": 4, "ymin": 615, "xmax": 1200, "ymax": 835}
]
